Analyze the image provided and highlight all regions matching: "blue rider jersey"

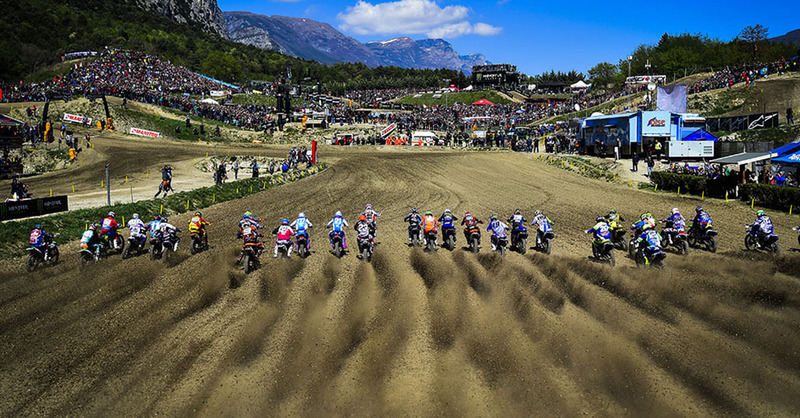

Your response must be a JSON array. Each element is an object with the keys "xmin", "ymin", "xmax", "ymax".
[
  {"xmin": 589, "ymin": 222, "xmax": 611, "ymax": 241},
  {"xmin": 509, "ymin": 214, "xmax": 526, "ymax": 231},
  {"xmin": 666, "ymin": 213, "xmax": 686, "ymax": 231},
  {"xmin": 639, "ymin": 229, "xmax": 662, "ymax": 250},
  {"xmin": 147, "ymin": 220, "xmax": 162, "ymax": 238}
]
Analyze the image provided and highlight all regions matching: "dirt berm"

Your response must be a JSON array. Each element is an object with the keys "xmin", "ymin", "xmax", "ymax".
[{"xmin": 1, "ymin": 146, "xmax": 799, "ymax": 416}]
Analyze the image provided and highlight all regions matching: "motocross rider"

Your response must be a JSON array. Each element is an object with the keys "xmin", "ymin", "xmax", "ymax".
[
  {"xmin": 637, "ymin": 223, "xmax": 663, "ymax": 264},
  {"xmin": 691, "ymin": 206, "xmax": 713, "ymax": 236},
  {"xmin": 421, "ymin": 210, "xmax": 439, "ymax": 247},
  {"xmin": 128, "ymin": 213, "xmax": 149, "ymax": 249},
  {"xmin": 188, "ymin": 211, "xmax": 211, "ymax": 248},
  {"xmin": 147, "ymin": 215, "xmax": 163, "ymax": 239},
  {"xmin": 100, "ymin": 211, "xmax": 120, "ymax": 249},
  {"xmin": 272, "ymin": 219, "xmax": 295, "ymax": 258},
  {"xmin": 238, "ymin": 217, "xmax": 264, "ymax": 263},
  {"xmin": 632, "ymin": 212, "xmax": 656, "ymax": 232},
  {"xmin": 530, "ymin": 210, "xmax": 554, "ymax": 246},
  {"xmin": 80, "ymin": 224, "xmax": 102, "ymax": 253},
  {"xmin": 749, "ymin": 210, "xmax": 774, "ymax": 247},
  {"xmin": 507, "ymin": 209, "xmax": 527, "ymax": 243},
  {"xmin": 29, "ymin": 224, "xmax": 54, "ymax": 260},
  {"xmin": 326, "ymin": 211, "xmax": 349, "ymax": 249},
  {"xmin": 586, "ymin": 216, "xmax": 612, "ymax": 258},
  {"xmin": 290, "ymin": 212, "xmax": 313, "ymax": 250},
  {"xmin": 461, "ymin": 211, "xmax": 484, "ymax": 242},
  {"xmin": 362, "ymin": 204, "xmax": 381, "ymax": 236},
  {"xmin": 403, "ymin": 208, "xmax": 423, "ymax": 243},
  {"xmin": 354, "ymin": 214, "xmax": 374, "ymax": 255},
  {"xmin": 438, "ymin": 209, "xmax": 459, "ymax": 241},
  {"xmin": 486, "ymin": 214, "xmax": 510, "ymax": 251},
  {"xmin": 661, "ymin": 208, "xmax": 686, "ymax": 245},
  {"xmin": 605, "ymin": 209, "xmax": 625, "ymax": 240}
]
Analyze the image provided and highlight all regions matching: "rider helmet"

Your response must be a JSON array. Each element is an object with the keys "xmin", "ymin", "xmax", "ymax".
[
  {"xmin": 335, "ymin": 211, "xmax": 342, "ymax": 217},
  {"xmin": 244, "ymin": 211, "xmax": 252, "ymax": 218},
  {"xmin": 491, "ymin": 213, "xmax": 498, "ymax": 220},
  {"xmin": 757, "ymin": 210, "xmax": 765, "ymax": 217},
  {"xmin": 411, "ymin": 207, "xmax": 418, "ymax": 213},
  {"xmin": 641, "ymin": 212, "xmax": 651, "ymax": 220},
  {"xmin": 133, "ymin": 213, "xmax": 139, "ymax": 219},
  {"xmin": 89, "ymin": 223, "xmax": 96, "ymax": 231},
  {"xmin": 298, "ymin": 212, "xmax": 306, "ymax": 218},
  {"xmin": 671, "ymin": 208, "xmax": 680, "ymax": 215},
  {"xmin": 534, "ymin": 210, "xmax": 542, "ymax": 216},
  {"xmin": 153, "ymin": 214, "xmax": 161, "ymax": 220},
  {"xmin": 465, "ymin": 211, "xmax": 471, "ymax": 215},
  {"xmin": 444, "ymin": 208, "xmax": 451, "ymax": 214},
  {"xmin": 35, "ymin": 224, "xmax": 42, "ymax": 229},
  {"xmin": 695, "ymin": 206, "xmax": 703, "ymax": 213},
  {"xmin": 365, "ymin": 204, "xmax": 372, "ymax": 210},
  {"xmin": 515, "ymin": 209, "xmax": 521, "ymax": 215},
  {"xmin": 194, "ymin": 211, "xmax": 201, "ymax": 217},
  {"xmin": 596, "ymin": 216, "xmax": 605, "ymax": 223},
  {"xmin": 609, "ymin": 209, "xmax": 617, "ymax": 215},
  {"xmin": 282, "ymin": 219, "xmax": 290, "ymax": 225},
  {"xmin": 359, "ymin": 215, "xmax": 367, "ymax": 221},
  {"xmin": 425, "ymin": 210, "xmax": 433, "ymax": 216},
  {"xmin": 108, "ymin": 211, "xmax": 115, "ymax": 218}
]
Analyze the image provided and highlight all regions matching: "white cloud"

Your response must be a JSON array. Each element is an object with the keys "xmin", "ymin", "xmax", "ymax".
[{"xmin": 337, "ymin": 0, "xmax": 501, "ymax": 38}]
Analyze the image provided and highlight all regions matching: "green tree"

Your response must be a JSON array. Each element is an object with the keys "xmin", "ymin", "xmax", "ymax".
[
  {"xmin": 201, "ymin": 51, "xmax": 242, "ymax": 82},
  {"xmin": 588, "ymin": 62, "xmax": 619, "ymax": 89}
]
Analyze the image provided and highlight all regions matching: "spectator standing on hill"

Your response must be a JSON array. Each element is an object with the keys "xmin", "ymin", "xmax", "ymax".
[
  {"xmin": 233, "ymin": 160, "xmax": 239, "ymax": 180},
  {"xmin": 788, "ymin": 107, "xmax": 795, "ymax": 125},
  {"xmin": 269, "ymin": 160, "xmax": 275, "ymax": 175},
  {"xmin": 646, "ymin": 156, "xmax": 655, "ymax": 177},
  {"xmin": 632, "ymin": 153, "xmax": 640, "ymax": 172}
]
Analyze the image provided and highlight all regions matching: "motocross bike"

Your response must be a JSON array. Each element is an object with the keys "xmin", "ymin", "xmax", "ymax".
[
  {"xmin": 295, "ymin": 232, "xmax": 310, "ymax": 258},
  {"xmin": 510, "ymin": 227, "xmax": 528, "ymax": 255},
  {"xmin": 190, "ymin": 231, "xmax": 208, "ymax": 255},
  {"xmin": 493, "ymin": 236, "xmax": 508, "ymax": 256},
  {"xmin": 330, "ymin": 231, "xmax": 346, "ymax": 258},
  {"xmin": 123, "ymin": 235, "xmax": 148, "ymax": 259},
  {"xmin": 408, "ymin": 223, "xmax": 422, "ymax": 247},
  {"xmin": 441, "ymin": 227, "xmax": 457, "ymax": 251},
  {"xmin": 592, "ymin": 240, "xmax": 616, "ymax": 266},
  {"xmin": 744, "ymin": 226, "xmax": 780, "ymax": 254},
  {"xmin": 80, "ymin": 243, "xmax": 105, "ymax": 266},
  {"xmin": 659, "ymin": 221, "xmax": 689, "ymax": 255},
  {"xmin": 687, "ymin": 224, "xmax": 718, "ymax": 253},
  {"xmin": 103, "ymin": 231, "xmax": 125, "ymax": 255},
  {"xmin": 240, "ymin": 243, "xmax": 262, "ymax": 274},
  {"xmin": 466, "ymin": 228, "xmax": 481, "ymax": 253},
  {"xmin": 534, "ymin": 229, "xmax": 555, "ymax": 255},
  {"xmin": 356, "ymin": 235, "xmax": 374, "ymax": 262},
  {"xmin": 26, "ymin": 238, "xmax": 59, "ymax": 272},
  {"xmin": 424, "ymin": 230, "xmax": 438, "ymax": 252},
  {"xmin": 635, "ymin": 245, "xmax": 667, "ymax": 268}
]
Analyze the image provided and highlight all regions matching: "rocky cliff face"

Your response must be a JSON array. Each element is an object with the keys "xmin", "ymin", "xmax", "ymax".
[
  {"xmin": 225, "ymin": 12, "xmax": 380, "ymax": 66},
  {"xmin": 225, "ymin": 13, "xmax": 487, "ymax": 72},
  {"xmin": 129, "ymin": 0, "xmax": 226, "ymax": 36}
]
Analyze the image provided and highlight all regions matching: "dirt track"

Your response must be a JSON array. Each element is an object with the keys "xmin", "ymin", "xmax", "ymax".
[{"xmin": 1, "ymin": 145, "xmax": 800, "ymax": 416}]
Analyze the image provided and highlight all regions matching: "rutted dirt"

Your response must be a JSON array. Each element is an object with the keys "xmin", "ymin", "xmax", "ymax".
[{"xmin": 1, "ymin": 147, "xmax": 799, "ymax": 416}]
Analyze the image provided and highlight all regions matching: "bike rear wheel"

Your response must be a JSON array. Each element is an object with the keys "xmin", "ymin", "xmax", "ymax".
[{"xmin": 26, "ymin": 255, "xmax": 38, "ymax": 272}]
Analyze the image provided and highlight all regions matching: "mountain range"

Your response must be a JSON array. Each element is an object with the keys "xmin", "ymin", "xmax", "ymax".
[{"xmin": 223, "ymin": 12, "xmax": 487, "ymax": 73}]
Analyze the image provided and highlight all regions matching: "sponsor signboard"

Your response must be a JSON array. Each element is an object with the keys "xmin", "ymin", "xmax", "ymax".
[
  {"xmin": 381, "ymin": 123, "xmax": 397, "ymax": 138},
  {"xmin": 626, "ymin": 75, "xmax": 667, "ymax": 84},
  {"xmin": 63, "ymin": 113, "xmax": 92, "ymax": 125},
  {"xmin": 0, "ymin": 196, "xmax": 69, "ymax": 220},
  {"xmin": 706, "ymin": 112, "xmax": 779, "ymax": 132},
  {"xmin": 210, "ymin": 90, "xmax": 225, "ymax": 97},
  {"xmin": 641, "ymin": 111, "xmax": 671, "ymax": 136},
  {"xmin": 129, "ymin": 127, "xmax": 160, "ymax": 138}
]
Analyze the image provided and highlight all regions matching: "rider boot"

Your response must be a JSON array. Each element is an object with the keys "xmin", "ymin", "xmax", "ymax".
[
  {"xmin": 273, "ymin": 244, "xmax": 279, "ymax": 258},
  {"xmin": 287, "ymin": 245, "xmax": 293, "ymax": 258}
]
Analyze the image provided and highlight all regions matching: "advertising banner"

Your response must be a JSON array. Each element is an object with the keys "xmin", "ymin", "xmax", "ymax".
[
  {"xmin": 641, "ymin": 111, "xmax": 671, "ymax": 136},
  {"xmin": 381, "ymin": 123, "xmax": 397, "ymax": 138},
  {"xmin": 626, "ymin": 75, "xmax": 667, "ymax": 84},
  {"xmin": 706, "ymin": 112, "xmax": 779, "ymax": 132},
  {"xmin": 129, "ymin": 127, "xmax": 160, "ymax": 138},
  {"xmin": 209, "ymin": 90, "xmax": 225, "ymax": 97},
  {"xmin": 63, "ymin": 113, "xmax": 92, "ymax": 125}
]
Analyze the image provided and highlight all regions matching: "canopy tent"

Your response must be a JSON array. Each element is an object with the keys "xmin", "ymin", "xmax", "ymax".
[
  {"xmin": 710, "ymin": 152, "xmax": 777, "ymax": 165},
  {"xmin": 570, "ymin": 80, "xmax": 590, "ymax": 89},
  {"xmin": 681, "ymin": 129, "xmax": 719, "ymax": 141},
  {"xmin": 200, "ymin": 98, "xmax": 219, "ymax": 105},
  {"xmin": 472, "ymin": 99, "xmax": 495, "ymax": 105},
  {"xmin": 463, "ymin": 85, "xmax": 474, "ymax": 91},
  {"xmin": 772, "ymin": 150, "xmax": 800, "ymax": 164},
  {"xmin": 767, "ymin": 139, "xmax": 800, "ymax": 155}
]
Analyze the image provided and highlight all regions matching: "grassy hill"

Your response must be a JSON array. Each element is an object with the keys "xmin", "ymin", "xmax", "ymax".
[{"xmin": 393, "ymin": 91, "xmax": 513, "ymax": 106}]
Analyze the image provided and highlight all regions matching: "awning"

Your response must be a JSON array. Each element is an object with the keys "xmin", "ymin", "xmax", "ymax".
[
  {"xmin": 768, "ymin": 139, "xmax": 800, "ymax": 155},
  {"xmin": 710, "ymin": 152, "xmax": 777, "ymax": 165},
  {"xmin": 771, "ymin": 150, "xmax": 800, "ymax": 164}
]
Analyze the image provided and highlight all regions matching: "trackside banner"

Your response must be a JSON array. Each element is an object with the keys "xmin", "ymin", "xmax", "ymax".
[
  {"xmin": 63, "ymin": 113, "xmax": 92, "ymax": 125},
  {"xmin": 381, "ymin": 123, "xmax": 397, "ymax": 137},
  {"xmin": 130, "ymin": 127, "xmax": 160, "ymax": 138}
]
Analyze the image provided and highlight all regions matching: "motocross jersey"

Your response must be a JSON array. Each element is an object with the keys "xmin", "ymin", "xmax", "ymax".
[
  {"xmin": 638, "ymin": 229, "xmax": 662, "ymax": 250},
  {"xmin": 422, "ymin": 215, "xmax": 438, "ymax": 233},
  {"xmin": 80, "ymin": 230, "xmax": 98, "ymax": 249},
  {"xmin": 694, "ymin": 212, "xmax": 712, "ymax": 228},
  {"xmin": 362, "ymin": 209, "xmax": 380, "ymax": 223},
  {"xmin": 438, "ymin": 213, "xmax": 458, "ymax": 228},
  {"xmin": 404, "ymin": 213, "xmax": 422, "ymax": 226},
  {"xmin": 291, "ymin": 217, "xmax": 313, "ymax": 234},
  {"xmin": 188, "ymin": 216, "xmax": 209, "ymax": 234},
  {"xmin": 101, "ymin": 217, "xmax": 118, "ymax": 234},
  {"xmin": 532, "ymin": 215, "xmax": 553, "ymax": 233},
  {"xmin": 462, "ymin": 215, "xmax": 481, "ymax": 232},
  {"xmin": 241, "ymin": 224, "xmax": 260, "ymax": 243},
  {"xmin": 275, "ymin": 225, "xmax": 295, "ymax": 241},
  {"xmin": 752, "ymin": 216, "xmax": 774, "ymax": 234},
  {"xmin": 128, "ymin": 219, "xmax": 148, "ymax": 238},
  {"xmin": 588, "ymin": 222, "xmax": 611, "ymax": 242},
  {"xmin": 29, "ymin": 229, "xmax": 49, "ymax": 248},
  {"xmin": 355, "ymin": 221, "xmax": 372, "ymax": 238},
  {"xmin": 327, "ymin": 217, "xmax": 348, "ymax": 232},
  {"xmin": 665, "ymin": 214, "xmax": 686, "ymax": 231},
  {"xmin": 487, "ymin": 220, "xmax": 509, "ymax": 239},
  {"xmin": 147, "ymin": 220, "xmax": 162, "ymax": 238},
  {"xmin": 508, "ymin": 214, "xmax": 526, "ymax": 231}
]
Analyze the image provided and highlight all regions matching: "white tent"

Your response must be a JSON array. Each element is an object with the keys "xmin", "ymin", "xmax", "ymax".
[
  {"xmin": 463, "ymin": 85, "xmax": 474, "ymax": 91},
  {"xmin": 200, "ymin": 98, "xmax": 219, "ymax": 105},
  {"xmin": 570, "ymin": 80, "xmax": 590, "ymax": 89}
]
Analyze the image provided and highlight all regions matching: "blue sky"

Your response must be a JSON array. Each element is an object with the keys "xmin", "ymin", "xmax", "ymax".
[{"xmin": 219, "ymin": 0, "xmax": 800, "ymax": 76}]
